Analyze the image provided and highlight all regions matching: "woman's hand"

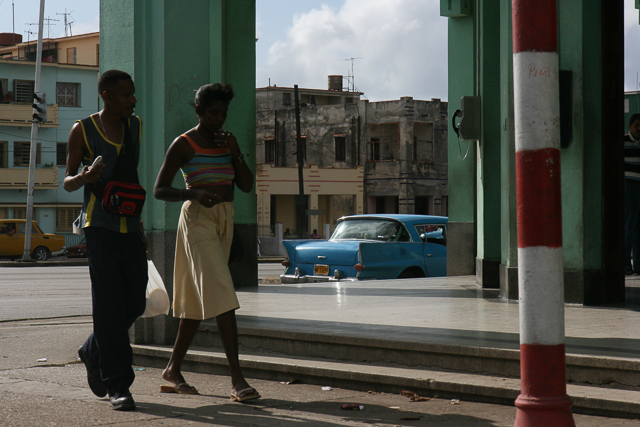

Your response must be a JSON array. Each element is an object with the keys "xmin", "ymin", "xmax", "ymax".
[
  {"xmin": 214, "ymin": 130, "xmax": 241, "ymax": 157},
  {"xmin": 191, "ymin": 189, "xmax": 223, "ymax": 208}
]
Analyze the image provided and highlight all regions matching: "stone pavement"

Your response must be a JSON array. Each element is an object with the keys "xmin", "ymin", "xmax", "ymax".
[
  {"xmin": 2, "ymin": 264, "xmax": 640, "ymax": 425},
  {"xmin": 0, "ymin": 318, "xmax": 638, "ymax": 426}
]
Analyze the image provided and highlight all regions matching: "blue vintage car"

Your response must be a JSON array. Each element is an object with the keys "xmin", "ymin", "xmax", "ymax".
[{"xmin": 280, "ymin": 214, "xmax": 447, "ymax": 283}]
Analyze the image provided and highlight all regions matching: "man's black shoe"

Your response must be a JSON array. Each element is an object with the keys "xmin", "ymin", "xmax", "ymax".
[
  {"xmin": 110, "ymin": 391, "xmax": 136, "ymax": 411},
  {"xmin": 77, "ymin": 347, "xmax": 107, "ymax": 398}
]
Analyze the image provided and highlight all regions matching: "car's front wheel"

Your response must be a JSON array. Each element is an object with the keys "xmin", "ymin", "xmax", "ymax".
[{"xmin": 33, "ymin": 246, "xmax": 50, "ymax": 261}]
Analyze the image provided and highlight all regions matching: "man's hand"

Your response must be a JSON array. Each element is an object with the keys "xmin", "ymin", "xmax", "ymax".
[{"xmin": 78, "ymin": 162, "xmax": 105, "ymax": 184}]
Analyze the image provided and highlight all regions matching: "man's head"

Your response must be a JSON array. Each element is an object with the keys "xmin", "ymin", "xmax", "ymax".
[
  {"xmin": 630, "ymin": 113, "xmax": 640, "ymax": 140},
  {"xmin": 98, "ymin": 70, "xmax": 136, "ymax": 118}
]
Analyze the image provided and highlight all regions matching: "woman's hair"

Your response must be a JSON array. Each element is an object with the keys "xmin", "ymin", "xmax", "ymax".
[{"xmin": 195, "ymin": 83, "xmax": 235, "ymax": 111}]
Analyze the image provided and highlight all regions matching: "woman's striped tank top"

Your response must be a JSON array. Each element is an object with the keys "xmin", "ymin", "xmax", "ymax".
[{"xmin": 180, "ymin": 133, "xmax": 235, "ymax": 188}]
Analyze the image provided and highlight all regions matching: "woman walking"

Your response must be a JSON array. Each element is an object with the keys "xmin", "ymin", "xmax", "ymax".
[{"xmin": 154, "ymin": 83, "xmax": 258, "ymax": 402}]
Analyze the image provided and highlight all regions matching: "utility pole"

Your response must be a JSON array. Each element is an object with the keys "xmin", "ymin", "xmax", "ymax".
[
  {"xmin": 21, "ymin": 0, "xmax": 46, "ymax": 262},
  {"xmin": 512, "ymin": 0, "xmax": 575, "ymax": 425},
  {"xmin": 294, "ymin": 85, "xmax": 305, "ymax": 237}
]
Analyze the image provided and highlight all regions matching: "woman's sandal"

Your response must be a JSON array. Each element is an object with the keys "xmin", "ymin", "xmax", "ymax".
[
  {"xmin": 230, "ymin": 387, "xmax": 261, "ymax": 402},
  {"xmin": 160, "ymin": 382, "xmax": 199, "ymax": 394}
]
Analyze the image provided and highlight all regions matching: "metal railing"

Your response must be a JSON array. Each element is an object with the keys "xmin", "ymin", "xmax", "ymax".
[{"xmin": 60, "ymin": 232, "xmax": 83, "ymax": 248}]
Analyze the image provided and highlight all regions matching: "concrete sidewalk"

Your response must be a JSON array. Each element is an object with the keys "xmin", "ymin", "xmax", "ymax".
[
  {"xmin": 132, "ymin": 275, "xmax": 640, "ymax": 419},
  {"xmin": 1, "ymin": 317, "xmax": 638, "ymax": 426}
]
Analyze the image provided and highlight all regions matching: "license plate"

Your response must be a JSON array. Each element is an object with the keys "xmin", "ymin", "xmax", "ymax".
[{"xmin": 314, "ymin": 264, "xmax": 329, "ymax": 275}]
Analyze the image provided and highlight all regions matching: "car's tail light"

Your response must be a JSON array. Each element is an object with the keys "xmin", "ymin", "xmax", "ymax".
[
  {"xmin": 282, "ymin": 260, "xmax": 291, "ymax": 267},
  {"xmin": 354, "ymin": 264, "xmax": 364, "ymax": 271}
]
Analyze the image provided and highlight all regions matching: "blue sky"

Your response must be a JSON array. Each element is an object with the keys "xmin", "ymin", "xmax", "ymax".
[{"xmin": 2, "ymin": 0, "xmax": 640, "ymax": 102}]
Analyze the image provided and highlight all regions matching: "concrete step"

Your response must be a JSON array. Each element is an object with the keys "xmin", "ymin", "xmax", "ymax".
[
  {"xmin": 188, "ymin": 320, "xmax": 640, "ymax": 391},
  {"xmin": 132, "ymin": 344, "xmax": 640, "ymax": 419},
  {"xmin": 132, "ymin": 320, "xmax": 640, "ymax": 418}
]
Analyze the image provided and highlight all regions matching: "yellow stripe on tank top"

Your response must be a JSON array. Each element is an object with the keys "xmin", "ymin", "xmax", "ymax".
[
  {"xmin": 85, "ymin": 193, "xmax": 97, "ymax": 227},
  {"xmin": 120, "ymin": 216, "xmax": 127, "ymax": 233}
]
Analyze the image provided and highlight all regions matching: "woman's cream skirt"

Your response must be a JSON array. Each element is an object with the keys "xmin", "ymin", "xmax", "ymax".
[{"xmin": 173, "ymin": 201, "xmax": 239, "ymax": 320}]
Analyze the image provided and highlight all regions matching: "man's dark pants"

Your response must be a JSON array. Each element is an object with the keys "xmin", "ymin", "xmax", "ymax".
[{"xmin": 81, "ymin": 227, "xmax": 147, "ymax": 396}]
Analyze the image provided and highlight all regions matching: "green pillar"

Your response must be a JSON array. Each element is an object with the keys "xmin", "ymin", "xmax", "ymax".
[
  {"xmin": 101, "ymin": 0, "xmax": 257, "ymax": 344},
  {"xmin": 441, "ymin": 1, "xmax": 477, "ymax": 277},
  {"xmin": 499, "ymin": 0, "xmax": 518, "ymax": 298},
  {"xmin": 475, "ymin": 0, "xmax": 502, "ymax": 288},
  {"xmin": 445, "ymin": 0, "xmax": 624, "ymax": 303}
]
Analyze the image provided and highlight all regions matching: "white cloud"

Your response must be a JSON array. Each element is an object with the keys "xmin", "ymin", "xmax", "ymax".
[
  {"xmin": 258, "ymin": 0, "xmax": 447, "ymax": 101},
  {"xmin": 68, "ymin": 15, "xmax": 100, "ymax": 37}
]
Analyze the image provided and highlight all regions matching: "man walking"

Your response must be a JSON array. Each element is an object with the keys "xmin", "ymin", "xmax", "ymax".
[
  {"xmin": 624, "ymin": 113, "xmax": 640, "ymax": 274},
  {"xmin": 63, "ymin": 70, "xmax": 147, "ymax": 410}
]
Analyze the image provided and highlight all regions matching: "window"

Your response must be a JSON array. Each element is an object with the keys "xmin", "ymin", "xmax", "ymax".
[
  {"xmin": 413, "ymin": 122, "xmax": 434, "ymax": 162},
  {"xmin": 17, "ymin": 221, "xmax": 38, "ymax": 234},
  {"xmin": 264, "ymin": 138, "xmax": 275, "ymax": 163},
  {"xmin": 56, "ymin": 82, "xmax": 79, "ymax": 107},
  {"xmin": 367, "ymin": 123, "xmax": 399, "ymax": 161},
  {"xmin": 13, "ymin": 208, "xmax": 37, "ymax": 222},
  {"xmin": 334, "ymin": 135, "xmax": 346, "ymax": 161},
  {"xmin": 345, "ymin": 98, "xmax": 353, "ymax": 104},
  {"xmin": 57, "ymin": 143, "xmax": 67, "ymax": 166},
  {"xmin": 415, "ymin": 196, "xmax": 432, "ymax": 215},
  {"xmin": 67, "ymin": 47, "xmax": 76, "ymax": 64},
  {"xmin": 283, "ymin": 92, "xmax": 291, "ymax": 106},
  {"xmin": 0, "ymin": 78, "xmax": 7, "ymax": 102},
  {"xmin": 13, "ymin": 80, "xmax": 34, "ymax": 103},
  {"xmin": 0, "ymin": 142, "xmax": 6, "ymax": 168},
  {"xmin": 56, "ymin": 207, "xmax": 81, "ymax": 232},
  {"xmin": 96, "ymin": 44, "xmax": 100, "ymax": 66},
  {"xmin": 370, "ymin": 138, "xmax": 381, "ymax": 161},
  {"xmin": 13, "ymin": 142, "xmax": 41, "ymax": 166},
  {"xmin": 414, "ymin": 224, "xmax": 447, "ymax": 246}
]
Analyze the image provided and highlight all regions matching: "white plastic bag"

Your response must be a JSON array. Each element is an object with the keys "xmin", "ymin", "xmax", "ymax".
[{"xmin": 141, "ymin": 260, "xmax": 170, "ymax": 318}]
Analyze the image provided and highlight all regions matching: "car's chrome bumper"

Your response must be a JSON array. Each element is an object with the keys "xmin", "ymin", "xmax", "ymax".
[
  {"xmin": 280, "ymin": 274, "xmax": 360, "ymax": 284},
  {"xmin": 52, "ymin": 248, "xmax": 66, "ymax": 257}
]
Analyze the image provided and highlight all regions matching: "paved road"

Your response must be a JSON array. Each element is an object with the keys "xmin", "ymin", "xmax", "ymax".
[
  {"xmin": 0, "ymin": 266, "xmax": 92, "ymax": 321},
  {"xmin": 0, "ymin": 264, "xmax": 283, "ymax": 322},
  {"xmin": 258, "ymin": 262, "xmax": 284, "ymax": 279}
]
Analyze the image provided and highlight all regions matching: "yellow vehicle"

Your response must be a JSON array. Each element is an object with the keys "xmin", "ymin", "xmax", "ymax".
[{"xmin": 0, "ymin": 219, "xmax": 66, "ymax": 261}]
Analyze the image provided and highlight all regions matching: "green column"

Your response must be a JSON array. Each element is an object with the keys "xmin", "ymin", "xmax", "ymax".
[
  {"xmin": 101, "ymin": 0, "xmax": 257, "ymax": 344},
  {"xmin": 499, "ymin": 0, "xmax": 518, "ymax": 298},
  {"xmin": 442, "ymin": 2, "xmax": 477, "ymax": 276},
  {"xmin": 476, "ymin": 0, "xmax": 502, "ymax": 288}
]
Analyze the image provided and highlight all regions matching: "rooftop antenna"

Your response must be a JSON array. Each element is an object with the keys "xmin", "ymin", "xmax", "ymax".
[
  {"xmin": 341, "ymin": 57, "xmax": 361, "ymax": 92},
  {"xmin": 43, "ymin": 16, "xmax": 59, "ymax": 38},
  {"xmin": 57, "ymin": 10, "xmax": 74, "ymax": 37}
]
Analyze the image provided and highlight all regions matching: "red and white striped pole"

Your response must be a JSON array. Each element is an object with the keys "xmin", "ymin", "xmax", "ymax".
[{"xmin": 512, "ymin": 0, "xmax": 575, "ymax": 426}]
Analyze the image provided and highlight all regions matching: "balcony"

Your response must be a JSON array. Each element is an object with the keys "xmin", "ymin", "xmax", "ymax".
[
  {"xmin": 0, "ymin": 166, "xmax": 59, "ymax": 189},
  {"xmin": 0, "ymin": 103, "xmax": 59, "ymax": 127}
]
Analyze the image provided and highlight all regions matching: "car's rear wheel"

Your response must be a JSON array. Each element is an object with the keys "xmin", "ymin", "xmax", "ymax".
[
  {"xmin": 33, "ymin": 246, "xmax": 50, "ymax": 261},
  {"xmin": 397, "ymin": 267, "xmax": 425, "ymax": 279}
]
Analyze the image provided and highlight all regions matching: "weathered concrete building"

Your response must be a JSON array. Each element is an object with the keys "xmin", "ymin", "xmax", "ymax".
[
  {"xmin": 364, "ymin": 96, "xmax": 449, "ymax": 216},
  {"xmin": 255, "ymin": 80, "xmax": 448, "ymax": 239}
]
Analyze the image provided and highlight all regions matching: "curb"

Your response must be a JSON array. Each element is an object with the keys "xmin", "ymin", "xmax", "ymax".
[
  {"xmin": 132, "ymin": 344, "xmax": 640, "ymax": 419},
  {"xmin": 0, "ymin": 258, "xmax": 89, "ymax": 267}
]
